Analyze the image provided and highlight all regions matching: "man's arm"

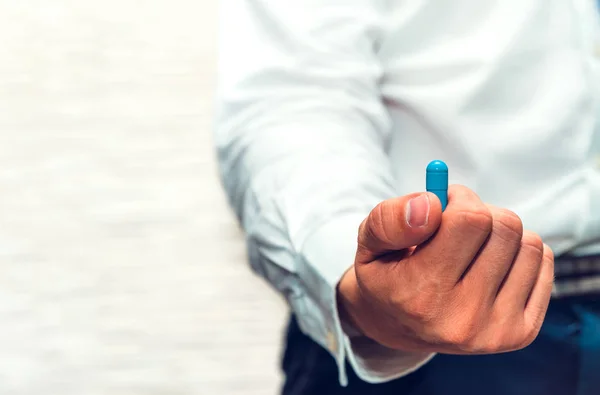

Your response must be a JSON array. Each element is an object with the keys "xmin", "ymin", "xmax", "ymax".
[{"xmin": 215, "ymin": 0, "xmax": 434, "ymax": 385}]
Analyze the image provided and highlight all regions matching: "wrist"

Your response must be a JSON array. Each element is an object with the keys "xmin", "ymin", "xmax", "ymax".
[{"xmin": 336, "ymin": 266, "xmax": 367, "ymax": 338}]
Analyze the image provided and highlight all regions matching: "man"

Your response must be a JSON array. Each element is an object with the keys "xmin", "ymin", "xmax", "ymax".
[{"xmin": 215, "ymin": 1, "xmax": 600, "ymax": 394}]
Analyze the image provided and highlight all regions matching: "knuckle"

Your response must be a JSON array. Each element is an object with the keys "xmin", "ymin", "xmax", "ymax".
[
  {"xmin": 399, "ymin": 294, "xmax": 437, "ymax": 322},
  {"xmin": 521, "ymin": 231, "xmax": 544, "ymax": 254},
  {"xmin": 543, "ymin": 243, "xmax": 555, "ymax": 263},
  {"xmin": 518, "ymin": 325, "xmax": 542, "ymax": 349},
  {"xmin": 448, "ymin": 184, "xmax": 480, "ymax": 202},
  {"xmin": 357, "ymin": 218, "xmax": 367, "ymax": 237},
  {"xmin": 491, "ymin": 208, "xmax": 524, "ymax": 241},
  {"xmin": 356, "ymin": 219, "xmax": 374, "ymax": 262},
  {"xmin": 362, "ymin": 200, "xmax": 398, "ymax": 248},
  {"xmin": 449, "ymin": 332, "xmax": 479, "ymax": 353},
  {"xmin": 526, "ymin": 300, "xmax": 551, "ymax": 332},
  {"xmin": 440, "ymin": 318, "xmax": 479, "ymax": 350},
  {"xmin": 476, "ymin": 337, "xmax": 506, "ymax": 354},
  {"xmin": 545, "ymin": 256, "xmax": 555, "ymax": 276},
  {"xmin": 358, "ymin": 208, "xmax": 384, "ymax": 247},
  {"xmin": 453, "ymin": 207, "xmax": 493, "ymax": 234},
  {"xmin": 452, "ymin": 330, "xmax": 512, "ymax": 354},
  {"xmin": 357, "ymin": 219, "xmax": 368, "ymax": 245},
  {"xmin": 438, "ymin": 310, "xmax": 512, "ymax": 354},
  {"xmin": 542, "ymin": 248, "xmax": 555, "ymax": 279},
  {"xmin": 378, "ymin": 200, "xmax": 402, "ymax": 245},
  {"xmin": 517, "ymin": 336, "xmax": 535, "ymax": 351}
]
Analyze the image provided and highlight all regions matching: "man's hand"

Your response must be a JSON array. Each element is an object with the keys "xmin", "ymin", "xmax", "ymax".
[{"xmin": 337, "ymin": 185, "xmax": 554, "ymax": 355}]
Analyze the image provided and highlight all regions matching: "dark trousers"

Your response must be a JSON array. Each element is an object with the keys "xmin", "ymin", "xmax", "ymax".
[{"xmin": 281, "ymin": 295, "xmax": 600, "ymax": 395}]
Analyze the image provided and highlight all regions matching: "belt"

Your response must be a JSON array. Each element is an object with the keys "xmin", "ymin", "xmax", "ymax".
[{"xmin": 553, "ymin": 254, "xmax": 600, "ymax": 297}]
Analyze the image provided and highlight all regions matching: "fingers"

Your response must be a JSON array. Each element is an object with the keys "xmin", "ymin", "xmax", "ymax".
[
  {"xmin": 461, "ymin": 206, "xmax": 523, "ymax": 303},
  {"xmin": 356, "ymin": 192, "xmax": 442, "ymax": 263},
  {"xmin": 494, "ymin": 231, "xmax": 544, "ymax": 308},
  {"xmin": 524, "ymin": 244, "xmax": 555, "ymax": 330},
  {"xmin": 411, "ymin": 185, "xmax": 493, "ymax": 281}
]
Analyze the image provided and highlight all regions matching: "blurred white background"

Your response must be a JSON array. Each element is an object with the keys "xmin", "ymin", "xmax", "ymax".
[{"xmin": 0, "ymin": 1, "xmax": 287, "ymax": 394}]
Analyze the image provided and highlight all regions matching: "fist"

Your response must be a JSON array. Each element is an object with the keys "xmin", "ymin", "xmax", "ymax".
[{"xmin": 338, "ymin": 185, "xmax": 554, "ymax": 355}]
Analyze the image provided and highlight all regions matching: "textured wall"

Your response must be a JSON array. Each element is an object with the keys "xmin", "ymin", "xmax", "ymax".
[{"xmin": 0, "ymin": 2, "xmax": 286, "ymax": 394}]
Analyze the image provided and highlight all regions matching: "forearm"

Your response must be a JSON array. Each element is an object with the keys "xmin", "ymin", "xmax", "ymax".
[{"xmin": 215, "ymin": 0, "xmax": 434, "ymax": 385}]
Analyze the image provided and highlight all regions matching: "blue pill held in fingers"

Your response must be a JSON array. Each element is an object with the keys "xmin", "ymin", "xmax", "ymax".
[{"xmin": 426, "ymin": 160, "xmax": 448, "ymax": 211}]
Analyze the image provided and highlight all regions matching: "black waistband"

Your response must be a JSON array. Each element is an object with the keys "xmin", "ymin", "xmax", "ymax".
[
  {"xmin": 553, "ymin": 255, "xmax": 600, "ymax": 297},
  {"xmin": 555, "ymin": 254, "xmax": 600, "ymax": 280}
]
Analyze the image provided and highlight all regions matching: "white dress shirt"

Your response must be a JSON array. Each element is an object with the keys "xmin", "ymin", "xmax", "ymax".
[{"xmin": 215, "ymin": 0, "xmax": 600, "ymax": 386}]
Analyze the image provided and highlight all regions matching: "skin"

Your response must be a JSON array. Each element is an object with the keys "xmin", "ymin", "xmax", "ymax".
[{"xmin": 337, "ymin": 185, "xmax": 555, "ymax": 355}]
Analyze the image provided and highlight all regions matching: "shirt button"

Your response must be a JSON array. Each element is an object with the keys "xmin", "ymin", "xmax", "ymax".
[{"xmin": 326, "ymin": 331, "xmax": 337, "ymax": 353}]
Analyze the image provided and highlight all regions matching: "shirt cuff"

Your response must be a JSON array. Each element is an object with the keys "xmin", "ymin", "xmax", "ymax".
[{"xmin": 299, "ymin": 214, "xmax": 435, "ymax": 386}]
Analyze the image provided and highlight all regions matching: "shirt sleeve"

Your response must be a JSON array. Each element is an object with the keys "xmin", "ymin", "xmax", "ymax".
[{"xmin": 214, "ymin": 0, "xmax": 434, "ymax": 385}]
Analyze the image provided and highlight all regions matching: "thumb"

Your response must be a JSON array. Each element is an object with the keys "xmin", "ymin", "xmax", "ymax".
[{"xmin": 357, "ymin": 192, "xmax": 442, "ymax": 262}]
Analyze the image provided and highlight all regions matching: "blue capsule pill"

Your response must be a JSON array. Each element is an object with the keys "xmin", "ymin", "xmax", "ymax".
[{"xmin": 426, "ymin": 160, "xmax": 448, "ymax": 211}]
